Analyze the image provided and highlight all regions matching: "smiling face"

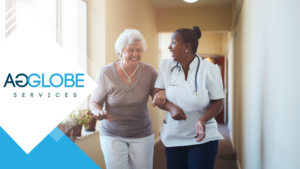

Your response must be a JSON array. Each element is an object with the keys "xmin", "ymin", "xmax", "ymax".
[
  {"xmin": 121, "ymin": 41, "xmax": 143, "ymax": 67},
  {"xmin": 168, "ymin": 33, "xmax": 186, "ymax": 62}
]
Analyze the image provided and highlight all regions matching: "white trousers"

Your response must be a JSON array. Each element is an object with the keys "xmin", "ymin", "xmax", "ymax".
[{"xmin": 100, "ymin": 134, "xmax": 154, "ymax": 169}]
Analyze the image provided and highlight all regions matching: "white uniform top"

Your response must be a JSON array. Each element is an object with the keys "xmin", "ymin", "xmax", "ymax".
[{"xmin": 154, "ymin": 56, "xmax": 225, "ymax": 147}]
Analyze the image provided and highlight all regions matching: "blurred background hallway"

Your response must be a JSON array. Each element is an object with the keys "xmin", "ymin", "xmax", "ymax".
[
  {"xmin": 2, "ymin": 0, "xmax": 299, "ymax": 168},
  {"xmin": 85, "ymin": 0, "xmax": 300, "ymax": 168}
]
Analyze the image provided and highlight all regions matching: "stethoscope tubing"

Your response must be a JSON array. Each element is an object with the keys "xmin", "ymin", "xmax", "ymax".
[{"xmin": 169, "ymin": 55, "xmax": 201, "ymax": 94}]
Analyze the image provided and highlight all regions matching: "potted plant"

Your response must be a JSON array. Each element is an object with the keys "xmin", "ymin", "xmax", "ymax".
[
  {"xmin": 57, "ymin": 122, "xmax": 66, "ymax": 133},
  {"xmin": 57, "ymin": 109, "xmax": 95, "ymax": 142},
  {"xmin": 76, "ymin": 109, "xmax": 93, "ymax": 136},
  {"xmin": 84, "ymin": 110, "xmax": 97, "ymax": 132},
  {"xmin": 57, "ymin": 120, "xmax": 75, "ymax": 139},
  {"xmin": 65, "ymin": 110, "xmax": 80, "ymax": 140}
]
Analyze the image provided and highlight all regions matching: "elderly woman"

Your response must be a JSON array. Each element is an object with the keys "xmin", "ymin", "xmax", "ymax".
[{"xmin": 89, "ymin": 29, "xmax": 165, "ymax": 169}]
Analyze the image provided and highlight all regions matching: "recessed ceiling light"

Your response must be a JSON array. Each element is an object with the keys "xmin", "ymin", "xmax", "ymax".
[{"xmin": 183, "ymin": 0, "xmax": 198, "ymax": 3}]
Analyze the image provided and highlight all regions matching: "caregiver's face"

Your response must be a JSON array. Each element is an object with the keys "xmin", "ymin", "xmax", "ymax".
[
  {"xmin": 121, "ymin": 41, "xmax": 143, "ymax": 67},
  {"xmin": 168, "ymin": 32, "xmax": 185, "ymax": 62}
]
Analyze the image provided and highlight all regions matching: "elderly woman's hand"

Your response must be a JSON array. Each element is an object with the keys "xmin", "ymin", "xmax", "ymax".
[
  {"xmin": 152, "ymin": 90, "xmax": 167, "ymax": 107},
  {"xmin": 93, "ymin": 110, "xmax": 112, "ymax": 122}
]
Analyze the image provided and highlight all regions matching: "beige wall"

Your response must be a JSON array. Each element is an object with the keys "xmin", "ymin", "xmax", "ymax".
[
  {"xmin": 222, "ymin": 32, "xmax": 230, "ymax": 56},
  {"xmin": 76, "ymin": 132, "xmax": 104, "ymax": 167},
  {"xmin": 160, "ymin": 32, "xmax": 229, "ymax": 60},
  {"xmin": 199, "ymin": 32, "xmax": 223, "ymax": 55},
  {"xmin": 105, "ymin": 0, "xmax": 158, "ymax": 65},
  {"xmin": 88, "ymin": 0, "xmax": 106, "ymax": 80},
  {"xmin": 156, "ymin": 6, "xmax": 233, "ymax": 32},
  {"xmin": 198, "ymin": 32, "xmax": 229, "ymax": 55}
]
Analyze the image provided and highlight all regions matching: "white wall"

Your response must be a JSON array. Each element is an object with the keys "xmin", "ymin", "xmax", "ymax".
[
  {"xmin": 261, "ymin": 1, "xmax": 300, "ymax": 168},
  {"xmin": 229, "ymin": 0, "xmax": 300, "ymax": 168}
]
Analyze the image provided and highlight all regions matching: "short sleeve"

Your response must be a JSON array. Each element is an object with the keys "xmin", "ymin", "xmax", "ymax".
[
  {"xmin": 154, "ymin": 61, "xmax": 166, "ymax": 89},
  {"xmin": 149, "ymin": 65, "xmax": 158, "ymax": 96},
  {"xmin": 206, "ymin": 64, "xmax": 225, "ymax": 100},
  {"xmin": 89, "ymin": 70, "xmax": 107, "ymax": 107}
]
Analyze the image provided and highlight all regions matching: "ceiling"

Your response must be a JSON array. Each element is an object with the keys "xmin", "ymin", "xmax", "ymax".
[{"xmin": 150, "ymin": 0, "xmax": 234, "ymax": 9}]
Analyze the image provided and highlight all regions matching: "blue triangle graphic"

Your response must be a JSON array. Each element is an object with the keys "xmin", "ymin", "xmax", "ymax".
[{"xmin": 0, "ymin": 127, "xmax": 101, "ymax": 169}]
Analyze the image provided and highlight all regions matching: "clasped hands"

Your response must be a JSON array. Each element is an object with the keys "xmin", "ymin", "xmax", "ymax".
[
  {"xmin": 151, "ymin": 90, "xmax": 167, "ymax": 107},
  {"xmin": 92, "ymin": 90, "xmax": 205, "ymax": 142},
  {"xmin": 93, "ymin": 90, "xmax": 168, "ymax": 122}
]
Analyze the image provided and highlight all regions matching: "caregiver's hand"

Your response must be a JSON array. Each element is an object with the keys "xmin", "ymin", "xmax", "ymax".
[
  {"xmin": 152, "ymin": 90, "xmax": 167, "ymax": 107},
  {"xmin": 93, "ymin": 110, "xmax": 112, "ymax": 122},
  {"xmin": 194, "ymin": 119, "xmax": 206, "ymax": 142},
  {"xmin": 169, "ymin": 105, "xmax": 187, "ymax": 121}
]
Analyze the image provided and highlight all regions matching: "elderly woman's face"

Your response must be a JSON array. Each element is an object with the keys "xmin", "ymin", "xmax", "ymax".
[{"xmin": 121, "ymin": 41, "xmax": 143, "ymax": 66}]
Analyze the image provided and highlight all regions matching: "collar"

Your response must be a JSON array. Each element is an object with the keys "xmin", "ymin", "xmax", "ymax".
[{"xmin": 176, "ymin": 55, "xmax": 200, "ymax": 72}]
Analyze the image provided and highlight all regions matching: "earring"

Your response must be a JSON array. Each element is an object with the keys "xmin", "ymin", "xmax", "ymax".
[{"xmin": 185, "ymin": 50, "xmax": 188, "ymax": 53}]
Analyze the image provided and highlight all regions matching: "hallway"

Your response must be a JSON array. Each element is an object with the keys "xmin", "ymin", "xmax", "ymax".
[
  {"xmin": 84, "ymin": 0, "xmax": 300, "ymax": 168},
  {"xmin": 153, "ymin": 124, "xmax": 238, "ymax": 169}
]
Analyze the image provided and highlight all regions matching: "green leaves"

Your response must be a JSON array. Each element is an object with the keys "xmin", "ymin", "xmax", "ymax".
[{"xmin": 63, "ymin": 108, "xmax": 93, "ymax": 129}]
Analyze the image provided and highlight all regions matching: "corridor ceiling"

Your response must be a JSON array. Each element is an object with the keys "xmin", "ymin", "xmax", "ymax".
[{"xmin": 150, "ymin": 0, "xmax": 233, "ymax": 9}]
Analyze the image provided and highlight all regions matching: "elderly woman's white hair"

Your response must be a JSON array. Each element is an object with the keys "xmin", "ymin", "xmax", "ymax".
[{"xmin": 115, "ymin": 29, "xmax": 147, "ymax": 59}]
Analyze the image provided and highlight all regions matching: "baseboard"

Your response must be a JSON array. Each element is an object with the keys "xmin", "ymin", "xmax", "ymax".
[
  {"xmin": 229, "ymin": 131, "xmax": 235, "ymax": 150},
  {"xmin": 237, "ymin": 160, "xmax": 241, "ymax": 169},
  {"xmin": 154, "ymin": 136, "xmax": 161, "ymax": 146}
]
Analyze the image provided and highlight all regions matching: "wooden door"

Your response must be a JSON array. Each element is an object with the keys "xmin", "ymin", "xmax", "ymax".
[{"xmin": 214, "ymin": 56, "xmax": 225, "ymax": 124}]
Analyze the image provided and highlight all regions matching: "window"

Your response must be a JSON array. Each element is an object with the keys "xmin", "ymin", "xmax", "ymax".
[
  {"xmin": 16, "ymin": 0, "xmax": 56, "ymax": 40},
  {"xmin": 60, "ymin": 0, "xmax": 88, "ymax": 109},
  {"xmin": 0, "ymin": 0, "xmax": 5, "ymax": 42},
  {"xmin": 159, "ymin": 32, "xmax": 173, "ymax": 61}
]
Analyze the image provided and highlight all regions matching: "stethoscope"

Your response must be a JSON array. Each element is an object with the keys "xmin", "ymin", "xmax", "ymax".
[{"xmin": 169, "ymin": 55, "xmax": 202, "ymax": 96}]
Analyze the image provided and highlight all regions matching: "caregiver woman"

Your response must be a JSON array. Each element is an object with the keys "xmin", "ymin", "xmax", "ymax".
[
  {"xmin": 152, "ymin": 26, "xmax": 224, "ymax": 169},
  {"xmin": 89, "ymin": 29, "xmax": 166, "ymax": 169}
]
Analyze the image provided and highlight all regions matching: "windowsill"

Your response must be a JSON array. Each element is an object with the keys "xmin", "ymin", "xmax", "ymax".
[{"xmin": 75, "ymin": 127, "xmax": 99, "ymax": 144}]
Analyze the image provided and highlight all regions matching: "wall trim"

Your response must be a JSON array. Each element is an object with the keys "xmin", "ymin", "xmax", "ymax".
[
  {"xmin": 226, "ymin": 0, "xmax": 244, "ymax": 56},
  {"xmin": 229, "ymin": 130, "xmax": 235, "ymax": 150},
  {"xmin": 232, "ymin": 0, "xmax": 244, "ymax": 33},
  {"xmin": 154, "ymin": 136, "xmax": 161, "ymax": 146},
  {"xmin": 237, "ymin": 160, "xmax": 242, "ymax": 169}
]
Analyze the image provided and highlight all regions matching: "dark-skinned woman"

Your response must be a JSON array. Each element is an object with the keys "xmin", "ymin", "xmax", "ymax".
[{"xmin": 152, "ymin": 26, "xmax": 224, "ymax": 169}]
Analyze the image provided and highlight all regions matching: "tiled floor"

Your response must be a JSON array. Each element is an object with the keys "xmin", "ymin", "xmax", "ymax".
[{"xmin": 153, "ymin": 123, "xmax": 238, "ymax": 169}]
